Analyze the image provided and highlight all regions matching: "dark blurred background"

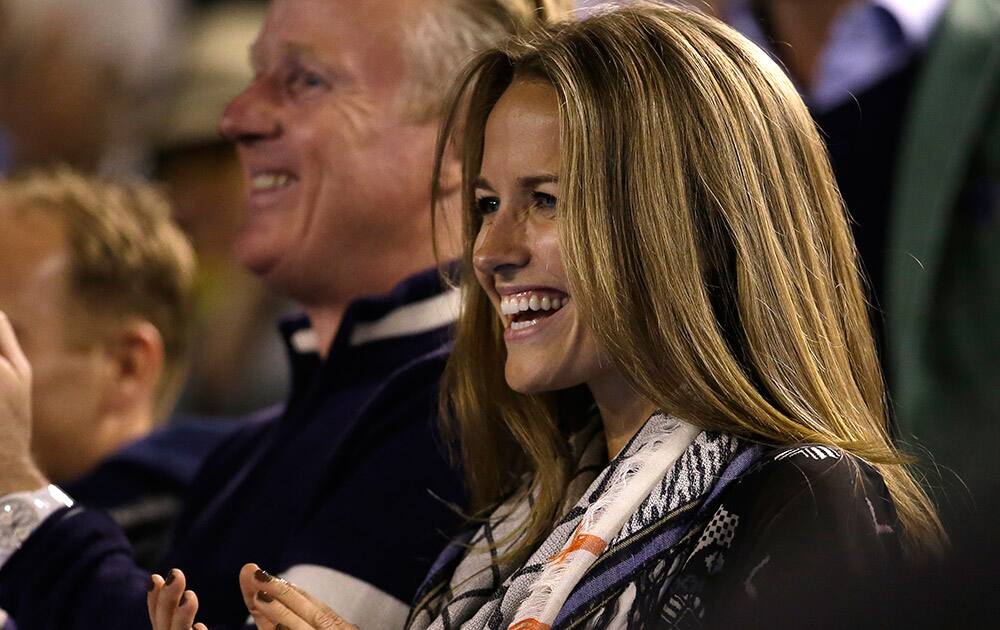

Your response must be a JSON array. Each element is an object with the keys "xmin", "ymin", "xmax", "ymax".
[{"xmin": 0, "ymin": 0, "xmax": 291, "ymax": 417}]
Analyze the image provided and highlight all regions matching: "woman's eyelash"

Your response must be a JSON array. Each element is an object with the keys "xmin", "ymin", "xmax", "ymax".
[
  {"xmin": 475, "ymin": 197, "xmax": 500, "ymax": 215},
  {"xmin": 474, "ymin": 193, "xmax": 556, "ymax": 215},
  {"xmin": 533, "ymin": 192, "xmax": 557, "ymax": 209}
]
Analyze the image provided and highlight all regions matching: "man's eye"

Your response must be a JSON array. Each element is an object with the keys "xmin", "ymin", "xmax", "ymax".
[
  {"xmin": 533, "ymin": 192, "xmax": 557, "ymax": 210},
  {"xmin": 475, "ymin": 197, "xmax": 500, "ymax": 215},
  {"xmin": 286, "ymin": 68, "xmax": 328, "ymax": 94}
]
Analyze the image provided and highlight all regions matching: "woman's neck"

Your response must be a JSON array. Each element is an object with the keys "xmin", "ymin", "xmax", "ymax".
[{"xmin": 588, "ymin": 373, "xmax": 658, "ymax": 459}]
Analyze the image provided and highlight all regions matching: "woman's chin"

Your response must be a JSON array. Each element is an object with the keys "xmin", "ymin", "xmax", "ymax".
[{"xmin": 504, "ymin": 366, "xmax": 573, "ymax": 396}]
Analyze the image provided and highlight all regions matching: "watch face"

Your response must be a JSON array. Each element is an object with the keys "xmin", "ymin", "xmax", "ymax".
[{"xmin": 0, "ymin": 497, "xmax": 41, "ymax": 552}]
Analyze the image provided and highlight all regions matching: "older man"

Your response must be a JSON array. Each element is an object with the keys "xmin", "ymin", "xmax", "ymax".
[{"xmin": 0, "ymin": 1, "xmax": 567, "ymax": 629}]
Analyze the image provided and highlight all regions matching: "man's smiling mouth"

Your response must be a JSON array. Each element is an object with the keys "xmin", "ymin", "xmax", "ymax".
[{"xmin": 250, "ymin": 171, "xmax": 296, "ymax": 192}]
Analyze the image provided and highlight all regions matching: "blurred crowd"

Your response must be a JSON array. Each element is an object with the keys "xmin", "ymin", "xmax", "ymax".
[
  {"xmin": 0, "ymin": 0, "xmax": 290, "ymax": 418},
  {"xmin": 0, "ymin": 0, "xmax": 996, "ymax": 628}
]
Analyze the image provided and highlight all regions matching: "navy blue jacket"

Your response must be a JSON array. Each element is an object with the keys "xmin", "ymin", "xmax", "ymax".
[
  {"xmin": 0, "ymin": 269, "xmax": 466, "ymax": 628},
  {"xmin": 64, "ymin": 417, "xmax": 242, "ymax": 570}
]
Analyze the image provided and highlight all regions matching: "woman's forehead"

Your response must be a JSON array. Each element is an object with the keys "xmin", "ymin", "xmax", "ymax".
[{"xmin": 480, "ymin": 81, "xmax": 561, "ymax": 181}]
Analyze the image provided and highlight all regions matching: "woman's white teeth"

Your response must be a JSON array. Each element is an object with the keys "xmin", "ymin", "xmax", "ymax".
[
  {"xmin": 500, "ymin": 292, "xmax": 569, "ymax": 316},
  {"xmin": 251, "ymin": 173, "xmax": 292, "ymax": 191}
]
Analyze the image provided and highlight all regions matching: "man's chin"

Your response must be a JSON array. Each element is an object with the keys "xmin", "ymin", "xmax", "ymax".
[{"xmin": 233, "ymin": 236, "xmax": 281, "ymax": 279}]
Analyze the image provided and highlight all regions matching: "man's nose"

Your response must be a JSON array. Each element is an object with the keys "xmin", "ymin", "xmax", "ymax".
[
  {"xmin": 219, "ymin": 79, "xmax": 281, "ymax": 144},
  {"xmin": 473, "ymin": 211, "xmax": 531, "ymax": 275}
]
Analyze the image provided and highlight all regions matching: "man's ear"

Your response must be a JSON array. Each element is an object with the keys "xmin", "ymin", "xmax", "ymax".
[
  {"xmin": 102, "ymin": 320, "xmax": 164, "ymax": 419},
  {"xmin": 432, "ymin": 138, "xmax": 465, "ymax": 260},
  {"xmin": 435, "ymin": 137, "xmax": 463, "ymax": 199}
]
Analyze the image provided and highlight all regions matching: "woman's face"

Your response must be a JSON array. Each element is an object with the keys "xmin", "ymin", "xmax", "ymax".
[{"xmin": 473, "ymin": 81, "xmax": 609, "ymax": 394}]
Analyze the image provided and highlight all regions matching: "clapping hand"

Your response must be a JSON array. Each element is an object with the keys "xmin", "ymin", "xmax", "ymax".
[
  {"xmin": 239, "ymin": 563, "xmax": 359, "ymax": 629},
  {"xmin": 147, "ymin": 568, "xmax": 206, "ymax": 630},
  {"xmin": 0, "ymin": 311, "xmax": 46, "ymax": 496}
]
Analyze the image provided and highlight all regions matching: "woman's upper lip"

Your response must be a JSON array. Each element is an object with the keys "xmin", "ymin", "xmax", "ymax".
[{"xmin": 495, "ymin": 284, "xmax": 568, "ymax": 297}]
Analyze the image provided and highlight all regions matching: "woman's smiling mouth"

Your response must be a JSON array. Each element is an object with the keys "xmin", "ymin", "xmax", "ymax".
[{"xmin": 498, "ymin": 289, "xmax": 571, "ymax": 334}]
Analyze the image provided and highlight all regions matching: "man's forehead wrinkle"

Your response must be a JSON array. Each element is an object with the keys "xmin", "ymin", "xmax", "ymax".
[
  {"xmin": 284, "ymin": 41, "xmax": 328, "ymax": 64},
  {"xmin": 248, "ymin": 39, "xmax": 346, "ymax": 70}
]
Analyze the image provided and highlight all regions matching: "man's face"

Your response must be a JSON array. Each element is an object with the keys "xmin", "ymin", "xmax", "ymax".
[
  {"xmin": 0, "ymin": 205, "xmax": 111, "ymax": 481},
  {"xmin": 220, "ymin": 0, "xmax": 441, "ymax": 305}
]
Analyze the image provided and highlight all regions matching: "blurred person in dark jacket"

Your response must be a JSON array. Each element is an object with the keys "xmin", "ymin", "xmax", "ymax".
[
  {"xmin": 0, "ymin": 169, "xmax": 235, "ymax": 571},
  {"xmin": 713, "ymin": 0, "xmax": 1000, "ymax": 526}
]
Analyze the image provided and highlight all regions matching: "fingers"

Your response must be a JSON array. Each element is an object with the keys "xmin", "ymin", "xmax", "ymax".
[
  {"xmin": 171, "ymin": 589, "xmax": 198, "ymax": 630},
  {"xmin": 0, "ymin": 311, "xmax": 29, "ymax": 377},
  {"xmin": 252, "ymin": 590, "xmax": 308, "ymax": 630},
  {"xmin": 148, "ymin": 569, "xmax": 202, "ymax": 630},
  {"xmin": 240, "ymin": 563, "xmax": 264, "ymax": 616},
  {"xmin": 240, "ymin": 564, "xmax": 276, "ymax": 630},
  {"xmin": 154, "ymin": 569, "xmax": 187, "ymax": 630},
  {"xmin": 147, "ymin": 573, "xmax": 165, "ymax": 625},
  {"xmin": 251, "ymin": 566, "xmax": 358, "ymax": 630}
]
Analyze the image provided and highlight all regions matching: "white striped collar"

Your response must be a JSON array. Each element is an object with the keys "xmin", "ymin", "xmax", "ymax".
[{"xmin": 349, "ymin": 286, "xmax": 461, "ymax": 347}]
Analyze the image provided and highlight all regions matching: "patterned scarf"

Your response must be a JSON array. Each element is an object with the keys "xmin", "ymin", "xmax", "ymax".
[{"xmin": 408, "ymin": 413, "xmax": 745, "ymax": 630}]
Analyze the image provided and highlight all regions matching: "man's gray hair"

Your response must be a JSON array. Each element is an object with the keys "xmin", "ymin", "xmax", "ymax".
[{"xmin": 402, "ymin": 0, "xmax": 573, "ymax": 121}]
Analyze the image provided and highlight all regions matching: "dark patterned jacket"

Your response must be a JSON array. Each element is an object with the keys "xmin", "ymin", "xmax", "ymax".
[{"xmin": 583, "ymin": 446, "xmax": 903, "ymax": 629}]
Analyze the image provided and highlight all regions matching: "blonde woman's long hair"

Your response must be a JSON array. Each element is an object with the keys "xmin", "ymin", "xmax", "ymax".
[{"xmin": 432, "ymin": 2, "xmax": 947, "ymax": 561}]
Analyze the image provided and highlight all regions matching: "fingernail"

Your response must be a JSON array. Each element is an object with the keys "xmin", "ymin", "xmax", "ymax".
[
  {"xmin": 257, "ymin": 590, "xmax": 274, "ymax": 603},
  {"xmin": 254, "ymin": 568, "xmax": 273, "ymax": 582},
  {"xmin": 179, "ymin": 593, "xmax": 188, "ymax": 607},
  {"xmin": 146, "ymin": 576, "xmax": 155, "ymax": 592},
  {"xmin": 164, "ymin": 569, "xmax": 176, "ymax": 586}
]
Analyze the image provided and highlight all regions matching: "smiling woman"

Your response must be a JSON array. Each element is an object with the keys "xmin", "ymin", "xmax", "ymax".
[
  {"xmin": 151, "ymin": 3, "xmax": 948, "ymax": 629},
  {"xmin": 417, "ymin": 1, "xmax": 947, "ymax": 627}
]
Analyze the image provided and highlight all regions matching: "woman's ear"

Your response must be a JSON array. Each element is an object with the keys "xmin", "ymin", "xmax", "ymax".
[{"xmin": 102, "ymin": 320, "xmax": 164, "ymax": 419}]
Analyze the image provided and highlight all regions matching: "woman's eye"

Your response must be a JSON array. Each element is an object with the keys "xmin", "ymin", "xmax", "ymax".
[
  {"xmin": 475, "ymin": 197, "xmax": 500, "ymax": 215},
  {"xmin": 533, "ymin": 192, "xmax": 557, "ymax": 210}
]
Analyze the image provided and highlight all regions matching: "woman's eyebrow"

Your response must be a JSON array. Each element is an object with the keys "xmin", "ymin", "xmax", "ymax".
[
  {"xmin": 473, "ymin": 174, "xmax": 559, "ymax": 191},
  {"xmin": 518, "ymin": 174, "xmax": 559, "ymax": 187}
]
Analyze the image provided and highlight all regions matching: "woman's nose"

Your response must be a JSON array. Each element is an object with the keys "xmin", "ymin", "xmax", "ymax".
[{"xmin": 473, "ymin": 211, "xmax": 531, "ymax": 275}]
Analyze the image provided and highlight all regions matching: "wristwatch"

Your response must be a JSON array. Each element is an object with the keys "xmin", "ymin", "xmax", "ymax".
[{"xmin": 0, "ymin": 485, "xmax": 74, "ymax": 568}]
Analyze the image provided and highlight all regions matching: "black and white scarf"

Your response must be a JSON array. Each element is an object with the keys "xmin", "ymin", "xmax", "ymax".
[{"xmin": 408, "ymin": 413, "xmax": 753, "ymax": 630}]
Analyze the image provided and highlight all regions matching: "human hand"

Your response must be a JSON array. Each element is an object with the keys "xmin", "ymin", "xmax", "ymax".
[
  {"xmin": 0, "ymin": 311, "xmax": 46, "ymax": 496},
  {"xmin": 239, "ymin": 563, "xmax": 359, "ymax": 629},
  {"xmin": 147, "ymin": 568, "xmax": 206, "ymax": 630}
]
